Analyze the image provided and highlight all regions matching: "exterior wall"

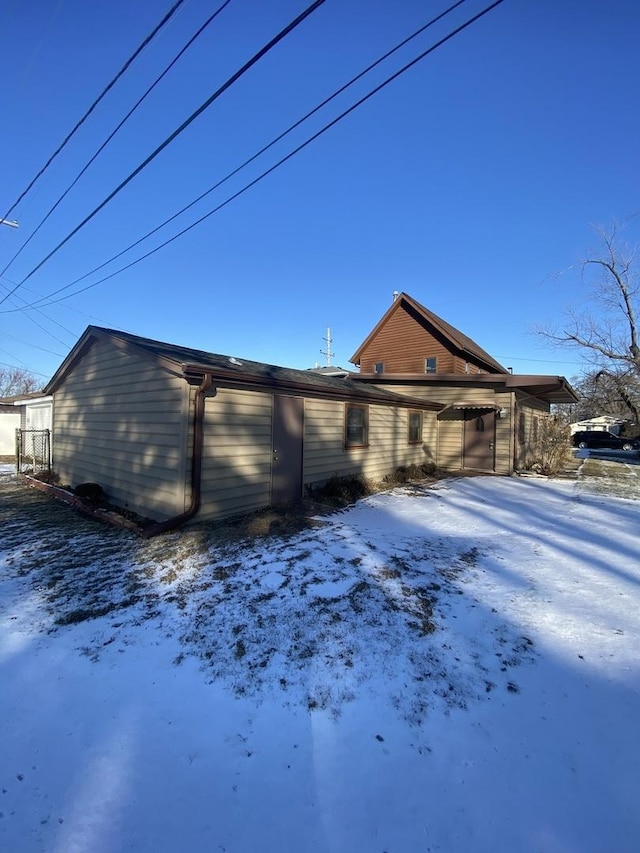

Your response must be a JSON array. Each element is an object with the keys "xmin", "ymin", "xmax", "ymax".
[
  {"xmin": 515, "ymin": 396, "xmax": 551, "ymax": 470},
  {"xmin": 0, "ymin": 407, "xmax": 20, "ymax": 457},
  {"xmin": 25, "ymin": 401, "xmax": 52, "ymax": 431},
  {"xmin": 198, "ymin": 392, "xmax": 439, "ymax": 522},
  {"xmin": 198, "ymin": 388, "xmax": 273, "ymax": 522},
  {"xmin": 52, "ymin": 338, "xmax": 188, "ymax": 519},
  {"xmin": 386, "ymin": 384, "xmax": 514, "ymax": 474},
  {"xmin": 357, "ymin": 302, "xmax": 486, "ymax": 375},
  {"xmin": 303, "ymin": 399, "xmax": 437, "ymax": 486}
]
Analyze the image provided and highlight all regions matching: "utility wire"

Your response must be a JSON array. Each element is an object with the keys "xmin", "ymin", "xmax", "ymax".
[
  {"xmin": 0, "ymin": 0, "xmax": 234, "ymax": 279},
  {"xmin": 0, "ymin": 0, "xmax": 327, "ymax": 307},
  {"xmin": 32, "ymin": 0, "xmax": 471, "ymax": 301},
  {"xmin": 0, "ymin": 0, "xmax": 187, "ymax": 225},
  {"xmin": 0, "ymin": 358, "xmax": 50, "ymax": 379},
  {"xmin": 12, "ymin": 0, "xmax": 506, "ymax": 312},
  {"xmin": 0, "ymin": 278, "xmax": 76, "ymax": 347}
]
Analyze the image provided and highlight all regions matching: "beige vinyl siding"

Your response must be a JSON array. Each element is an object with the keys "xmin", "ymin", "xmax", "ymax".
[
  {"xmin": 52, "ymin": 338, "xmax": 188, "ymax": 518},
  {"xmin": 304, "ymin": 399, "xmax": 437, "ymax": 486},
  {"xmin": 515, "ymin": 397, "xmax": 550, "ymax": 469},
  {"xmin": 389, "ymin": 384, "xmax": 514, "ymax": 474},
  {"xmin": 198, "ymin": 388, "xmax": 273, "ymax": 521}
]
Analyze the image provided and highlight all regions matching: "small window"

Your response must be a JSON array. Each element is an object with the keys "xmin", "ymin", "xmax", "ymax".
[
  {"xmin": 476, "ymin": 416, "xmax": 485, "ymax": 432},
  {"xmin": 532, "ymin": 417, "xmax": 539, "ymax": 442},
  {"xmin": 518, "ymin": 413, "xmax": 526, "ymax": 444},
  {"xmin": 345, "ymin": 404, "xmax": 369, "ymax": 448},
  {"xmin": 408, "ymin": 411, "xmax": 423, "ymax": 444},
  {"xmin": 374, "ymin": 362, "xmax": 384, "ymax": 374},
  {"xmin": 425, "ymin": 357, "xmax": 437, "ymax": 374}
]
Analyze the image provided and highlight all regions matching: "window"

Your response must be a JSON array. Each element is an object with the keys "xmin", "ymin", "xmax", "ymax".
[
  {"xmin": 425, "ymin": 357, "xmax": 437, "ymax": 374},
  {"xmin": 532, "ymin": 417, "xmax": 539, "ymax": 443},
  {"xmin": 345, "ymin": 404, "xmax": 368, "ymax": 447},
  {"xmin": 518, "ymin": 413, "xmax": 526, "ymax": 444},
  {"xmin": 374, "ymin": 362, "xmax": 384, "ymax": 374},
  {"xmin": 408, "ymin": 410, "xmax": 423, "ymax": 444},
  {"xmin": 476, "ymin": 416, "xmax": 485, "ymax": 432}
]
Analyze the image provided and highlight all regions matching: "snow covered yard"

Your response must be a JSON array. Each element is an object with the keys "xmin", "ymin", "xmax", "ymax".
[{"xmin": 1, "ymin": 463, "xmax": 639, "ymax": 852}]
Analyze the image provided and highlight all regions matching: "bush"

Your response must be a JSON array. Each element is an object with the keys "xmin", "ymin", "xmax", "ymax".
[
  {"xmin": 527, "ymin": 419, "xmax": 573, "ymax": 476},
  {"xmin": 384, "ymin": 462, "xmax": 437, "ymax": 484},
  {"xmin": 308, "ymin": 474, "xmax": 375, "ymax": 506}
]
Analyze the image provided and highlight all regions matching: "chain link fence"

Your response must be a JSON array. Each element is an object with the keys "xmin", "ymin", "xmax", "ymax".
[{"xmin": 15, "ymin": 429, "xmax": 51, "ymax": 475}]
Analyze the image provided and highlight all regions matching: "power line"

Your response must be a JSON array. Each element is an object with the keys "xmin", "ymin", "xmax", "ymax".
[
  {"xmin": 12, "ymin": 0, "xmax": 506, "ymax": 312},
  {"xmin": 13, "ymin": 0, "xmax": 67, "ymax": 96},
  {"xmin": 0, "ymin": 330, "xmax": 66, "ymax": 359},
  {"xmin": 0, "ymin": 0, "xmax": 328, "ymax": 307},
  {"xmin": 28, "ymin": 0, "xmax": 471, "ymax": 303},
  {"xmin": 0, "ymin": 0, "xmax": 187, "ymax": 224},
  {"xmin": 496, "ymin": 355, "xmax": 584, "ymax": 366},
  {"xmin": 0, "ymin": 0, "xmax": 234, "ymax": 280},
  {"xmin": 0, "ymin": 359, "xmax": 50, "ymax": 379}
]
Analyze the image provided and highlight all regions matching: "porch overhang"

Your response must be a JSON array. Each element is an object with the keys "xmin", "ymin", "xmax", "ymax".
[{"xmin": 443, "ymin": 402, "xmax": 502, "ymax": 411}]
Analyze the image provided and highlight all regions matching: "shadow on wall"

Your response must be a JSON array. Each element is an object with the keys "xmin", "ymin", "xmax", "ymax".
[{"xmin": 52, "ymin": 384, "xmax": 441, "ymax": 529}]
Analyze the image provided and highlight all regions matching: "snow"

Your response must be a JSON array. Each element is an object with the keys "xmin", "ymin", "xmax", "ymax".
[{"xmin": 1, "ymin": 469, "xmax": 639, "ymax": 852}]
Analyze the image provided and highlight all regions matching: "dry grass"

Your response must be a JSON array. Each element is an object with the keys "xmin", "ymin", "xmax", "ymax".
[{"xmin": 578, "ymin": 457, "xmax": 640, "ymax": 500}]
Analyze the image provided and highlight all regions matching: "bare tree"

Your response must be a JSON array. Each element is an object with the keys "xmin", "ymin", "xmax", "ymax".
[
  {"xmin": 568, "ymin": 370, "xmax": 640, "ymax": 425},
  {"xmin": 539, "ymin": 221, "xmax": 640, "ymax": 420},
  {"xmin": 0, "ymin": 366, "xmax": 40, "ymax": 397}
]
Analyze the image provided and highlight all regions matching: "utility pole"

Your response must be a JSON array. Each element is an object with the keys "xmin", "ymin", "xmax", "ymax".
[{"xmin": 1, "ymin": 219, "xmax": 19, "ymax": 228}]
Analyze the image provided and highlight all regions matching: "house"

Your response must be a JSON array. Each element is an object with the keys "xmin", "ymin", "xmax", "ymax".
[
  {"xmin": 44, "ymin": 326, "xmax": 441, "ymax": 532},
  {"xmin": 569, "ymin": 415, "xmax": 625, "ymax": 435},
  {"xmin": 350, "ymin": 293, "xmax": 578, "ymax": 474}
]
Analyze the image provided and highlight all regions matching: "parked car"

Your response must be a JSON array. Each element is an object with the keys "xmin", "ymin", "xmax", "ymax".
[{"xmin": 572, "ymin": 430, "xmax": 640, "ymax": 451}]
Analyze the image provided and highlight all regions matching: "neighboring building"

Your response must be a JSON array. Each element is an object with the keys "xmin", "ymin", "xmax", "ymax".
[
  {"xmin": 350, "ymin": 293, "xmax": 578, "ymax": 474},
  {"xmin": 15, "ymin": 393, "xmax": 53, "ymax": 430},
  {"xmin": 0, "ymin": 398, "xmax": 21, "ymax": 458},
  {"xmin": 0, "ymin": 392, "xmax": 52, "ymax": 459},
  {"xmin": 44, "ymin": 327, "xmax": 440, "ymax": 528},
  {"xmin": 569, "ymin": 416, "xmax": 625, "ymax": 435}
]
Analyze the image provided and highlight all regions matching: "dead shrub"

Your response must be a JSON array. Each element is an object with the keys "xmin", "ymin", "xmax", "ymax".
[
  {"xmin": 308, "ymin": 474, "xmax": 375, "ymax": 506},
  {"xmin": 526, "ymin": 419, "xmax": 574, "ymax": 476}
]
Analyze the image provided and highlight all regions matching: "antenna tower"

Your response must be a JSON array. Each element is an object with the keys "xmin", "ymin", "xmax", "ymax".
[{"xmin": 320, "ymin": 327, "xmax": 334, "ymax": 366}]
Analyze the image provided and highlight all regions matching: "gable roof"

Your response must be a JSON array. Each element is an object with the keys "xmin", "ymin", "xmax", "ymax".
[
  {"xmin": 45, "ymin": 326, "xmax": 442, "ymax": 411},
  {"xmin": 350, "ymin": 292, "xmax": 508, "ymax": 374}
]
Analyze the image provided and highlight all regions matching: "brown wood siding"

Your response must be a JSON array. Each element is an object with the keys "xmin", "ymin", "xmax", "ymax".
[
  {"xmin": 357, "ymin": 303, "xmax": 487, "ymax": 375},
  {"xmin": 304, "ymin": 399, "xmax": 438, "ymax": 485},
  {"xmin": 52, "ymin": 338, "xmax": 188, "ymax": 519},
  {"xmin": 198, "ymin": 389, "xmax": 273, "ymax": 521}
]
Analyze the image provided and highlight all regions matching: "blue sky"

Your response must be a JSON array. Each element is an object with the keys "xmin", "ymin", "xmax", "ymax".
[{"xmin": 0, "ymin": 0, "xmax": 638, "ymax": 385}]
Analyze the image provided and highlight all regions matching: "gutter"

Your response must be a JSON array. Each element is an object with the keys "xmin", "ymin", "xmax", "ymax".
[{"xmin": 140, "ymin": 372, "xmax": 215, "ymax": 539}]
